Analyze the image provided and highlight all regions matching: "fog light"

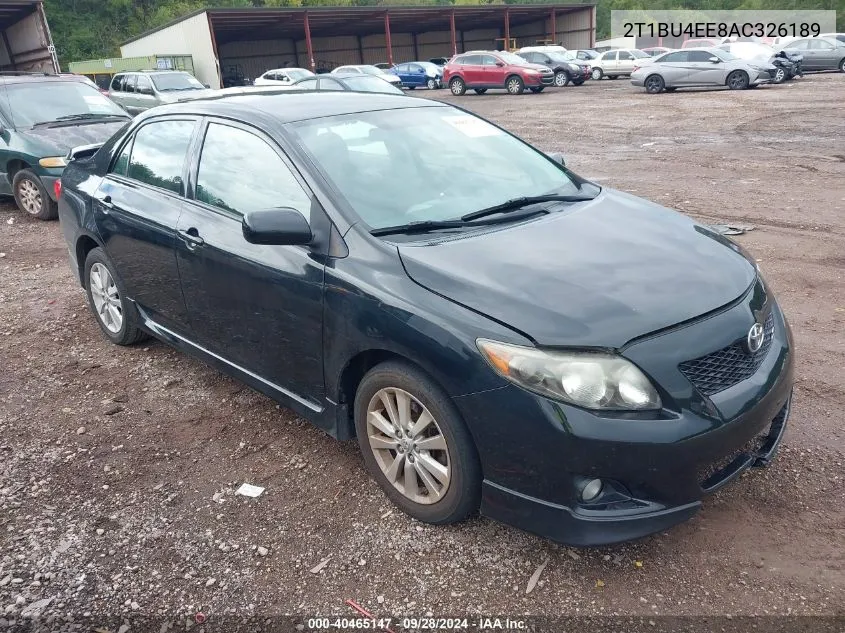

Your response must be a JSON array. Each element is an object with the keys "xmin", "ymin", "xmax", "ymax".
[{"xmin": 580, "ymin": 478, "xmax": 603, "ymax": 502}]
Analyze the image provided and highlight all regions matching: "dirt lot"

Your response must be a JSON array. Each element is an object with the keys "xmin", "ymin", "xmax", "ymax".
[{"xmin": 1, "ymin": 74, "xmax": 844, "ymax": 630}]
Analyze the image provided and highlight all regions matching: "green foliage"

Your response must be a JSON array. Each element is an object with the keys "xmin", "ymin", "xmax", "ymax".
[{"xmin": 45, "ymin": 0, "xmax": 844, "ymax": 69}]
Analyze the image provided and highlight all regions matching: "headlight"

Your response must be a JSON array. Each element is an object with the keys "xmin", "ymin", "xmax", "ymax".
[
  {"xmin": 39, "ymin": 157, "xmax": 67, "ymax": 168},
  {"xmin": 568, "ymin": 64, "xmax": 581, "ymax": 72},
  {"xmin": 477, "ymin": 339, "xmax": 662, "ymax": 411},
  {"xmin": 524, "ymin": 69, "xmax": 540, "ymax": 75}
]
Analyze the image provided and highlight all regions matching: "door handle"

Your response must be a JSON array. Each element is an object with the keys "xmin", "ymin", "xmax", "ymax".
[{"xmin": 178, "ymin": 228, "xmax": 205, "ymax": 249}]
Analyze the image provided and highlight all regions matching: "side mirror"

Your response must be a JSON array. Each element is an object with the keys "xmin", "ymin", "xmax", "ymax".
[
  {"xmin": 546, "ymin": 151, "xmax": 566, "ymax": 167},
  {"xmin": 242, "ymin": 208, "xmax": 312, "ymax": 245},
  {"xmin": 709, "ymin": 56, "xmax": 721, "ymax": 63},
  {"xmin": 495, "ymin": 61, "xmax": 505, "ymax": 67},
  {"xmin": 204, "ymin": 83, "xmax": 210, "ymax": 88}
]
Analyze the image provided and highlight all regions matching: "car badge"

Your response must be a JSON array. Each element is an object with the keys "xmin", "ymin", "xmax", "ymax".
[{"xmin": 746, "ymin": 322, "xmax": 765, "ymax": 354}]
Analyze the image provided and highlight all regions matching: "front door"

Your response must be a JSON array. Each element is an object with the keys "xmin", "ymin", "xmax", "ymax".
[
  {"xmin": 134, "ymin": 74, "xmax": 159, "ymax": 111},
  {"xmin": 616, "ymin": 50, "xmax": 636, "ymax": 74},
  {"xmin": 93, "ymin": 117, "xmax": 198, "ymax": 334},
  {"xmin": 408, "ymin": 63, "xmax": 426, "ymax": 86},
  {"xmin": 175, "ymin": 119, "xmax": 326, "ymax": 406},
  {"xmin": 601, "ymin": 51, "xmax": 618, "ymax": 75},
  {"xmin": 808, "ymin": 39, "xmax": 838, "ymax": 68},
  {"xmin": 481, "ymin": 54, "xmax": 505, "ymax": 86},
  {"xmin": 685, "ymin": 50, "xmax": 725, "ymax": 85}
]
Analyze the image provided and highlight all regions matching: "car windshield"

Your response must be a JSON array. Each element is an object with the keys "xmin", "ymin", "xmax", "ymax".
[
  {"xmin": 712, "ymin": 49, "xmax": 739, "ymax": 61},
  {"xmin": 547, "ymin": 53, "xmax": 573, "ymax": 63},
  {"xmin": 497, "ymin": 51, "xmax": 530, "ymax": 66},
  {"xmin": 286, "ymin": 69, "xmax": 314, "ymax": 81},
  {"xmin": 0, "ymin": 80, "xmax": 128, "ymax": 128},
  {"xmin": 150, "ymin": 72, "xmax": 204, "ymax": 91},
  {"xmin": 290, "ymin": 106, "xmax": 582, "ymax": 231},
  {"xmin": 343, "ymin": 76, "xmax": 403, "ymax": 94}
]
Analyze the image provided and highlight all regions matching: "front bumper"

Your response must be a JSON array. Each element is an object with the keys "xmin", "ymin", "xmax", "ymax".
[{"xmin": 455, "ymin": 290, "xmax": 794, "ymax": 546}]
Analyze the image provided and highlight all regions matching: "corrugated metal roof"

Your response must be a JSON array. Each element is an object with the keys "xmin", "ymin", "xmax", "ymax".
[
  {"xmin": 123, "ymin": 4, "xmax": 596, "ymax": 47},
  {"xmin": 0, "ymin": 0, "xmax": 41, "ymax": 30}
]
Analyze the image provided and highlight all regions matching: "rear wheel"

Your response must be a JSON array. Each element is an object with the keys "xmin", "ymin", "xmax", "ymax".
[
  {"xmin": 426, "ymin": 78, "xmax": 437, "ymax": 90},
  {"xmin": 354, "ymin": 362, "xmax": 481, "ymax": 524},
  {"xmin": 839, "ymin": 58, "xmax": 845, "ymax": 73},
  {"xmin": 554, "ymin": 70, "xmax": 569, "ymax": 87},
  {"xmin": 13, "ymin": 170, "xmax": 57, "ymax": 221},
  {"xmin": 644, "ymin": 74, "xmax": 664, "ymax": 94},
  {"xmin": 591, "ymin": 68, "xmax": 603, "ymax": 80},
  {"xmin": 473, "ymin": 88, "xmax": 487, "ymax": 94},
  {"xmin": 449, "ymin": 76, "xmax": 466, "ymax": 96},
  {"xmin": 727, "ymin": 70, "xmax": 749, "ymax": 90},
  {"xmin": 529, "ymin": 86, "xmax": 544, "ymax": 93},
  {"xmin": 505, "ymin": 75, "xmax": 525, "ymax": 95},
  {"xmin": 84, "ymin": 247, "xmax": 148, "ymax": 346}
]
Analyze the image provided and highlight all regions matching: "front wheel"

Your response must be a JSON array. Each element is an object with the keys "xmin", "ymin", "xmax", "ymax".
[
  {"xmin": 554, "ymin": 70, "xmax": 569, "ymax": 87},
  {"xmin": 84, "ymin": 247, "xmax": 148, "ymax": 346},
  {"xmin": 727, "ymin": 70, "xmax": 749, "ymax": 90},
  {"xmin": 13, "ymin": 170, "xmax": 57, "ymax": 220},
  {"xmin": 426, "ymin": 78, "xmax": 437, "ymax": 90},
  {"xmin": 773, "ymin": 67, "xmax": 786, "ymax": 84},
  {"xmin": 591, "ymin": 68, "xmax": 603, "ymax": 80},
  {"xmin": 529, "ymin": 86, "xmax": 544, "ymax": 93},
  {"xmin": 449, "ymin": 77, "xmax": 466, "ymax": 96},
  {"xmin": 505, "ymin": 75, "xmax": 525, "ymax": 95},
  {"xmin": 644, "ymin": 74, "xmax": 665, "ymax": 94},
  {"xmin": 354, "ymin": 362, "xmax": 481, "ymax": 524}
]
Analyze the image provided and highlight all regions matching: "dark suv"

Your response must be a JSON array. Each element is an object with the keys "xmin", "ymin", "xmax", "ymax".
[
  {"xmin": 517, "ymin": 50, "xmax": 591, "ymax": 87},
  {"xmin": 0, "ymin": 73, "xmax": 131, "ymax": 220},
  {"xmin": 443, "ymin": 50, "xmax": 554, "ymax": 95}
]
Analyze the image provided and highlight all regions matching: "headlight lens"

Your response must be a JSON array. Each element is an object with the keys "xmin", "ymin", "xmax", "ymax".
[
  {"xmin": 568, "ymin": 64, "xmax": 581, "ymax": 72},
  {"xmin": 39, "ymin": 157, "xmax": 67, "ymax": 168},
  {"xmin": 524, "ymin": 69, "xmax": 540, "ymax": 75},
  {"xmin": 477, "ymin": 339, "xmax": 662, "ymax": 411}
]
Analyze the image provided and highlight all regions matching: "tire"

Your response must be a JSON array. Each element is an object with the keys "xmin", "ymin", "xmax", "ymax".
[
  {"xmin": 529, "ymin": 86, "xmax": 544, "ymax": 93},
  {"xmin": 83, "ymin": 247, "xmax": 148, "ymax": 346},
  {"xmin": 644, "ymin": 74, "xmax": 665, "ymax": 94},
  {"xmin": 13, "ymin": 169, "xmax": 57, "ymax": 220},
  {"xmin": 839, "ymin": 58, "xmax": 845, "ymax": 73},
  {"xmin": 354, "ymin": 361, "xmax": 481, "ymax": 525},
  {"xmin": 727, "ymin": 70, "xmax": 749, "ymax": 90},
  {"xmin": 553, "ymin": 70, "xmax": 569, "ymax": 87},
  {"xmin": 449, "ymin": 76, "xmax": 466, "ymax": 96},
  {"xmin": 505, "ymin": 74, "xmax": 525, "ymax": 95},
  {"xmin": 473, "ymin": 88, "xmax": 487, "ymax": 95},
  {"xmin": 773, "ymin": 67, "xmax": 786, "ymax": 84},
  {"xmin": 591, "ymin": 68, "xmax": 603, "ymax": 80},
  {"xmin": 426, "ymin": 78, "xmax": 437, "ymax": 90}
]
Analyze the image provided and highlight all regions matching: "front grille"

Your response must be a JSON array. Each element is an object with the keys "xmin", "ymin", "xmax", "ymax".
[{"xmin": 679, "ymin": 312, "xmax": 775, "ymax": 396}]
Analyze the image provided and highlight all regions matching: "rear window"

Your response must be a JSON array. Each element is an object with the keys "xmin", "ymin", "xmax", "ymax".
[{"xmin": 343, "ymin": 76, "xmax": 403, "ymax": 94}]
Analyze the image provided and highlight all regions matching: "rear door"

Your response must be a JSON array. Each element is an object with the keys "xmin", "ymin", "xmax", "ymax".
[
  {"xmin": 134, "ymin": 74, "xmax": 158, "ymax": 111},
  {"xmin": 459, "ymin": 55, "xmax": 484, "ymax": 85},
  {"xmin": 616, "ymin": 50, "xmax": 636, "ymax": 74},
  {"xmin": 655, "ymin": 51, "xmax": 691, "ymax": 86},
  {"xmin": 784, "ymin": 39, "xmax": 813, "ymax": 67},
  {"xmin": 93, "ymin": 117, "xmax": 198, "ymax": 334},
  {"xmin": 176, "ymin": 118, "xmax": 326, "ymax": 407},
  {"xmin": 808, "ymin": 38, "xmax": 837, "ymax": 67},
  {"xmin": 601, "ymin": 50, "xmax": 618, "ymax": 74}
]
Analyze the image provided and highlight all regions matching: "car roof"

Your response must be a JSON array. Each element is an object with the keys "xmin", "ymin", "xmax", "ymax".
[
  {"xmin": 0, "ymin": 73, "xmax": 90, "ymax": 85},
  {"xmin": 148, "ymin": 91, "xmax": 442, "ymax": 125}
]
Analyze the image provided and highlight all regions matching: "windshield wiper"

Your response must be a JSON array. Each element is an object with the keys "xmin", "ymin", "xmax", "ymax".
[
  {"xmin": 461, "ymin": 194, "xmax": 596, "ymax": 222},
  {"xmin": 54, "ymin": 113, "xmax": 128, "ymax": 122},
  {"xmin": 371, "ymin": 208, "xmax": 549, "ymax": 237}
]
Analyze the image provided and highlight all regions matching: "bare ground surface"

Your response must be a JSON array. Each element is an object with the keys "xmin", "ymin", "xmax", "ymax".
[{"xmin": 1, "ymin": 74, "xmax": 844, "ymax": 629}]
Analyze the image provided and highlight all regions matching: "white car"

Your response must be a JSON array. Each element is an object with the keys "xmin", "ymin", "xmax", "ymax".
[
  {"xmin": 253, "ymin": 68, "xmax": 314, "ymax": 86},
  {"xmin": 591, "ymin": 49, "xmax": 651, "ymax": 79},
  {"xmin": 332, "ymin": 64, "xmax": 403, "ymax": 86}
]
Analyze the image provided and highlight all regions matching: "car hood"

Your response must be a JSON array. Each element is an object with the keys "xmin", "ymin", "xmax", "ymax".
[
  {"xmin": 397, "ymin": 189, "xmax": 757, "ymax": 348},
  {"xmin": 159, "ymin": 89, "xmax": 216, "ymax": 103},
  {"xmin": 18, "ymin": 120, "xmax": 129, "ymax": 155}
]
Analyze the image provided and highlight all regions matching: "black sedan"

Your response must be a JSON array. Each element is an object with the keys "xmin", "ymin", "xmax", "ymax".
[{"xmin": 57, "ymin": 93, "xmax": 794, "ymax": 546}]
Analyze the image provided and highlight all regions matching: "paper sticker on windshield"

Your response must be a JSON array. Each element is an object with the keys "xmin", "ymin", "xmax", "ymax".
[
  {"xmin": 442, "ymin": 115, "xmax": 503, "ymax": 138},
  {"xmin": 84, "ymin": 95, "xmax": 111, "ymax": 106}
]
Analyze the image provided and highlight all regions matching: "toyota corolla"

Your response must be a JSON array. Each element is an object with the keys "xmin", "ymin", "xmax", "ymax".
[{"xmin": 57, "ymin": 93, "xmax": 794, "ymax": 546}]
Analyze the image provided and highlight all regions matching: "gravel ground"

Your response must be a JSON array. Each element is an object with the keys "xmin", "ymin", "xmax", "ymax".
[{"xmin": 1, "ymin": 73, "xmax": 844, "ymax": 631}]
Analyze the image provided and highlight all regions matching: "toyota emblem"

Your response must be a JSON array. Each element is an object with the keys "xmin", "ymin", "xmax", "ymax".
[{"xmin": 747, "ymin": 322, "xmax": 765, "ymax": 354}]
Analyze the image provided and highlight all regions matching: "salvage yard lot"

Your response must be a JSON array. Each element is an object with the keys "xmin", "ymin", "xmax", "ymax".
[{"xmin": 1, "ymin": 75, "xmax": 844, "ymax": 623}]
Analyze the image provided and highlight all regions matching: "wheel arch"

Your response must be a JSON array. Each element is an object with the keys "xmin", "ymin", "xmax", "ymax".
[
  {"xmin": 6, "ymin": 158, "xmax": 32, "ymax": 180},
  {"xmin": 75, "ymin": 233, "xmax": 103, "ymax": 288}
]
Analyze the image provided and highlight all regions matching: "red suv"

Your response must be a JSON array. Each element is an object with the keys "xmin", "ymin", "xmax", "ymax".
[{"xmin": 443, "ymin": 50, "xmax": 555, "ymax": 95}]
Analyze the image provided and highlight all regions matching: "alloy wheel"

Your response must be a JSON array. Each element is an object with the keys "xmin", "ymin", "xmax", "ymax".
[
  {"xmin": 365, "ymin": 387, "xmax": 451, "ymax": 504},
  {"xmin": 645, "ymin": 75, "xmax": 664, "ymax": 94},
  {"xmin": 774, "ymin": 68, "xmax": 785, "ymax": 83},
  {"xmin": 554, "ymin": 71, "xmax": 567, "ymax": 87},
  {"xmin": 591, "ymin": 68, "xmax": 602, "ymax": 80},
  {"xmin": 427, "ymin": 78, "xmax": 437, "ymax": 89},
  {"xmin": 89, "ymin": 263, "xmax": 123, "ymax": 333},
  {"xmin": 507, "ymin": 77, "xmax": 522, "ymax": 94},
  {"xmin": 17, "ymin": 179, "xmax": 42, "ymax": 216}
]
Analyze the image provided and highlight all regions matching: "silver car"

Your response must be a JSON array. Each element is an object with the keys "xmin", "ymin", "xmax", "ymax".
[
  {"xmin": 630, "ymin": 48, "xmax": 774, "ymax": 94},
  {"xmin": 108, "ymin": 71, "xmax": 213, "ymax": 114},
  {"xmin": 778, "ymin": 37, "xmax": 845, "ymax": 72}
]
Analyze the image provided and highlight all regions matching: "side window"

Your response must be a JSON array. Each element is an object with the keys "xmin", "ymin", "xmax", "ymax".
[
  {"xmin": 786, "ymin": 39, "xmax": 808, "ymax": 50},
  {"xmin": 481, "ymin": 55, "xmax": 499, "ymax": 66},
  {"xmin": 462, "ymin": 55, "xmax": 482, "ymax": 65},
  {"xmin": 195, "ymin": 123, "xmax": 311, "ymax": 217},
  {"xmin": 661, "ymin": 51, "xmax": 689, "ymax": 63},
  {"xmin": 136, "ymin": 75, "xmax": 153, "ymax": 95},
  {"xmin": 809, "ymin": 39, "xmax": 833, "ymax": 50},
  {"xmin": 602, "ymin": 51, "xmax": 616, "ymax": 61},
  {"xmin": 124, "ymin": 74, "xmax": 137, "ymax": 94},
  {"xmin": 111, "ymin": 138, "xmax": 133, "ymax": 176},
  {"xmin": 319, "ymin": 77, "xmax": 344, "ymax": 91},
  {"xmin": 520, "ymin": 53, "xmax": 534, "ymax": 63},
  {"xmin": 410, "ymin": 64, "xmax": 422, "ymax": 73},
  {"xmin": 688, "ymin": 50, "xmax": 714, "ymax": 62},
  {"xmin": 396, "ymin": 64, "xmax": 408, "ymax": 72},
  {"xmin": 111, "ymin": 75, "xmax": 124, "ymax": 91},
  {"xmin": 297, "ymin": 78, "xmax": 318, "ymax": 89},
  {"xmin": 127, "ymin": 120, "xmax": 195, "ymax": 194},
  {"xmin": 618, "ymin": 51, "xmax": 633, "ymax": 60}
]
